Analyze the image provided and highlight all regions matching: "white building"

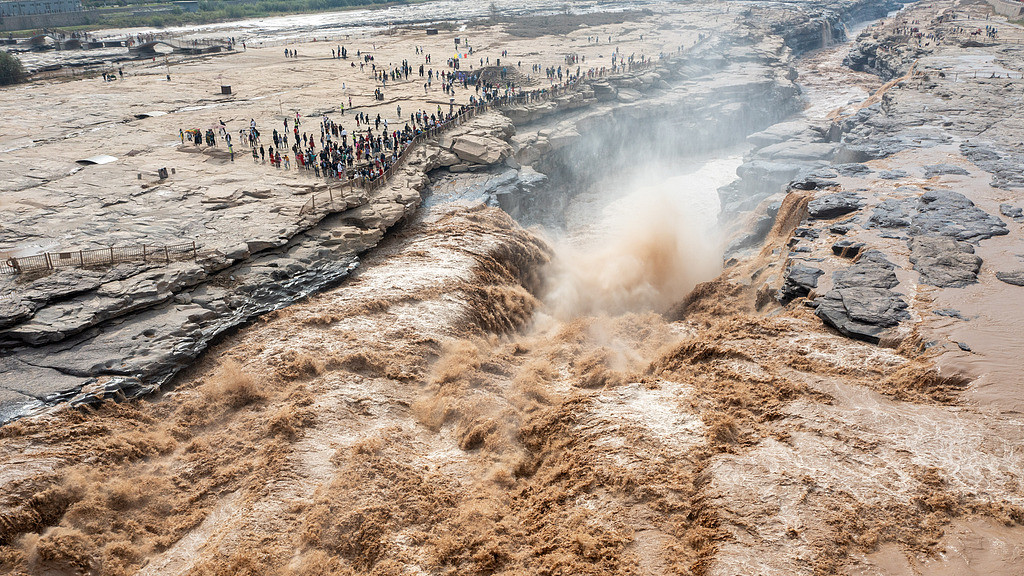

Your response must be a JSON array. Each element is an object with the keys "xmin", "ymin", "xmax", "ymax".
[{"xmin": 0, "ymin": 0, "xmax": 83, "ymax": 17}]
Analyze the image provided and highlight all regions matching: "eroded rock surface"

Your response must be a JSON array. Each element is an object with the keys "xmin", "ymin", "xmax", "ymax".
[{"xmin": 814, "ymin": 251, "xmax": 909, "ymax": 343}]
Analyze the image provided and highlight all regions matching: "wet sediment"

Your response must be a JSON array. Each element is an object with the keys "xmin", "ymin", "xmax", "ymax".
[{"xmin": 4, "ymin": 0, "xmax": 1024, "ymax": 574}]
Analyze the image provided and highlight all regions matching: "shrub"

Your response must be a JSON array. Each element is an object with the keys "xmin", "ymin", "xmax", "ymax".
[{"xmin": 0, "ymin": 51, "xmax": 25, "ymax": 86}]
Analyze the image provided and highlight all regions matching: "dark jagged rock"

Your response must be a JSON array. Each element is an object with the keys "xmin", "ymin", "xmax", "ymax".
[
  {"xmin": 908, "ymin": 236, "xmax": 982, "ymax": 288},
  {"xmin": 832, "ymin": 239, "xmax": 865, "ymax": 258},
  {"xmin": 815, "ymin": 287, "xmax": 909, "ymax": 343},
  {"xmin": 934, "ymin": 309, "xmax": 968, "ymax": 320},
  {"xmin": 864, "ymin": 192, "xmax": 1004, "ymax": 240},
  {"xmin": 922, "ymin": 164, "xmax": 970, "ymax": 178},
  {"xmin": 961, "ymin": 143, "xmax": 1024, "ymax": 189},
  {"xmin": 791, "ymin": 168, "xmax": 840, "ymax": 190},
  {"xmin": 957, "ymin": 342, "xmax": 972, "ymax": 352},
  {"xmin": 68, "ymin": 376, "xmax": 156, "ymax": 409},
  {"xmin": 807, "ymin": 190, "xmax": 864, "ymax": 219},
  {"xmin": 834, "ymin": 249, "xmax": 901, "ymax": 290},
  {"xmin": 830, "ymin": 218, "xmax": 858, "ymax": 235},
  {"xmin": 778, "ymin": 264, "xmax": 824, "ymax": 303},
  {"xmin": 807, "ymin": 168, "xmax": 840, "ymax": 180},
  {"xmin": 996, "ymin": 271, "xmax": 1024, "ymax": 287},
  {"xmin": 836, "ymin": 163, "xmax": 872, "ymax": 176},
  {"xmin": 791, "ymin": 179, "xmax": 823, "ymax": 191},
  {"xmin": 814, "ymin": 250, "xmax": 909, "ymax": 343},
  {"xmin": 913, "ymin": 190, "xmax": 1008, "ymax": 242},
  {"xmin": 868, "ymin": 198, "xmax": 911, "ymax": 228},
  {"xmin": 999, "ymin": 203, "xmax": 1024, "ymax": 221},
  {"xmin": 878, "ymin": 169, "xmax": 908, "ymax": 180},
  {"xmin": 792, "ymin": 227, "xmax": 820, "ymax": 240}
]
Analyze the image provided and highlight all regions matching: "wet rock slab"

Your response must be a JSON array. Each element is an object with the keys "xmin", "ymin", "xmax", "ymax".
[
  {"xmin": 867, "ymin": 189, "xmax": 1008, "ymax": 242},
  {"xmin": 814, "ymin": 251, "xmax": 909, "ymax": 344},
  {"xmin": 778, "ymin": 263, "xmax": 824, "ymax": 303},
  {"xmin": 807, "ymin": 190, "xmax": 865, "ymax": 220},
  {"xmin": 908, "ymin": 236, "xmax": 982, "ymax": 288},
  {"xmin": 996, "ymin": 271, "xmax": 1024, "ymax": 287}
]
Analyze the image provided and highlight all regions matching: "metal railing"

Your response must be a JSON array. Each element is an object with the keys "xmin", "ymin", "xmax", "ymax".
[{"xmin": 0, "ymin": 241, "xmax": 197, "ymax": 275}]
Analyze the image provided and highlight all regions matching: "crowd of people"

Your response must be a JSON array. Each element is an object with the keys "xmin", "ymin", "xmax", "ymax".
[
  {"xmin": 890, "ymin": 13, "xmax": 1003, "ymax": 47},
  {"xmin": 177, "ymin": 36, "xmax": 658, "ymax": 190}
]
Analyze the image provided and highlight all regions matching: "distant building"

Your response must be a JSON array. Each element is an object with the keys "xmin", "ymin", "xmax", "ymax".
[
  {"xmin": 987, "ymin": 0, "xmax": 1024, "ymax": 18},
  {"xmin": 0, "ymin": 0, "xmax": 83, "ymax": 17}
]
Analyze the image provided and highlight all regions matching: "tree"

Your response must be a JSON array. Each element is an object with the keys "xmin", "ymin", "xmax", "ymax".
[{"xmin": 0, "ymin": 51, "xmax": 26, "ymax": 86}]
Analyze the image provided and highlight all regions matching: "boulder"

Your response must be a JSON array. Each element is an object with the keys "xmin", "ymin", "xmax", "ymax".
[
  {"xmin": 808, "ymin": 190, "xmax": 864, "ymax": 219},
  {"xmin": 934, "ymin": 309, "xmax": 968, "ymax": 320},
  {"xmin": 996, "ymin": 271, "xmax": 1024, "ymax": 287},
  {"xmin": 908, "ymin": 236, "xmax": 982, "ymax": 288},
  {"xmin": 835, "ymin": 163, "xmax": 872, "ymax": 176},
  {"xmin": 746, "ymin": 120, "xmax": 815, "ymax": 149},
  {"xmin": 961, "ymin": 143, "xmax": 1024, "ymax": 189},
  {"xmin": 791, "ymin": 168, "xmax": 839, "ymax": 190},
  {"xmin": 913, "ymin": 190, "xmax": 1007, "ymax": 242},
  {"xmin": 815, "ymin": 287, "xmax": 909, "ymax": 343},
  {"xmin": 546, "ymin": 126, "xmax": 580, "ymax": 151},
  {"xmin": 451, "ymin": 134, "xmax": 512, "ymax": 165},
  {"xmin": 832, "ymin": 239, "xmax": 865, "ymax": 258},
  {"xmin": 922, "ymin": 163, "xmax": 970, "ymax": 178},
  {"xmin": 617, "ymin": 88, "xmax": 643, "ymax": 103},
  {"xmin": 792, "ymin": 227, "xmax": 819, "ymax": 240},
  {"xmin": 814, "ymin": 250, "xmax": 909, "ymax": 343},
  {"xmin": 437, "ymin": 150, "xmax": 461, "ymax": 167},
  {"xmin": 590, "ymin": 81, "xmax": 617, "ymax": 100},
  {"xmin": 999, "ymin": 203, "xmax": 1024, "ymax": 221},
  {"xmin": 778, "ymin": 264, "xmax": 824, "ymax": 303},
  {"xmin": 878, "ymin": 169, "xmax": 908, "ymax": 180},
  {"xmin": 757, "ymin": 141, "xmax": 839, "ymax": 162},
  {"xmin": 868, "ymin": 199, "xmax": 911, "ymax": 228},
  {"xmin": 832, "ymin": 250, "xmax": 900, "ymax": 290}
]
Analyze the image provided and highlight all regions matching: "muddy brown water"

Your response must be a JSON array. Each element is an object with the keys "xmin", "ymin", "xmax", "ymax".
[{"xmin": 3, "ymin": 4, "xmax": 1024, "ymax": 575}]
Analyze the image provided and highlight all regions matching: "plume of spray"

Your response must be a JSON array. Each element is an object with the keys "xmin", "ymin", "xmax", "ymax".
[{"xmin": 540, "ymin": 172, "xmax": 724, "ymax": 320}]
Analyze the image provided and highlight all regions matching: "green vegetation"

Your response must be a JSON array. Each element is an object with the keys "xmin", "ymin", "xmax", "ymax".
[
  {"xmin": 75, "ymin": 0, "xmax": 408, "ymax": 30},
  {"xmin": 0, "ymin": 51, "xmax": 26, "ymax": 85}
]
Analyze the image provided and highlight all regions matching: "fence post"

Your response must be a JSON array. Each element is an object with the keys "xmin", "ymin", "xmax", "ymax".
[
  {"xmin": 109, "ymin": 247, "xmax": 114, "ymax": 266},
  {"xmin": 191, "ymin": 241, "xmax": 196, "ymax": 260},
  {"xmin": 142, "ymin": 245, "xmax": 147, "ymax": 262},
  {"xmin": 44, "ymin": 253, "xmax": 53, "ymax": 270},
  {"xmin": 78, "ymin": 250, "xmax": 83, "ymax": 267},
  {"xmin": 165, "ymin": 246, "xmax": 170, "ymax": 263}
]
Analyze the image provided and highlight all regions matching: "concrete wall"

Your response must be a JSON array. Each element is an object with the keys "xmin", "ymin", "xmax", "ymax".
[
  {"xmin": 0, "ymin": 9, "xmax": 86, "ymax": 30},
  {"xmin": 988, "ymin": 0, "xmax": 1024, "ymax": 18},
  {"xmin": 0, "ymin": 0, "xmax": 82, "ymax": 17}
]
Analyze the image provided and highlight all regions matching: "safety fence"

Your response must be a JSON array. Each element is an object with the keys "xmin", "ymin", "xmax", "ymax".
[
  {"xmin": 942, "ymin": 70, "xmax": 1024, "ymax": 81},
  {"xmin": 0, "ymin": 242, "xmax": 197, "ymax": 275},
  {"xmin": 298, "ymin": 60, "xmax": 654, "ymax": 218}
]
